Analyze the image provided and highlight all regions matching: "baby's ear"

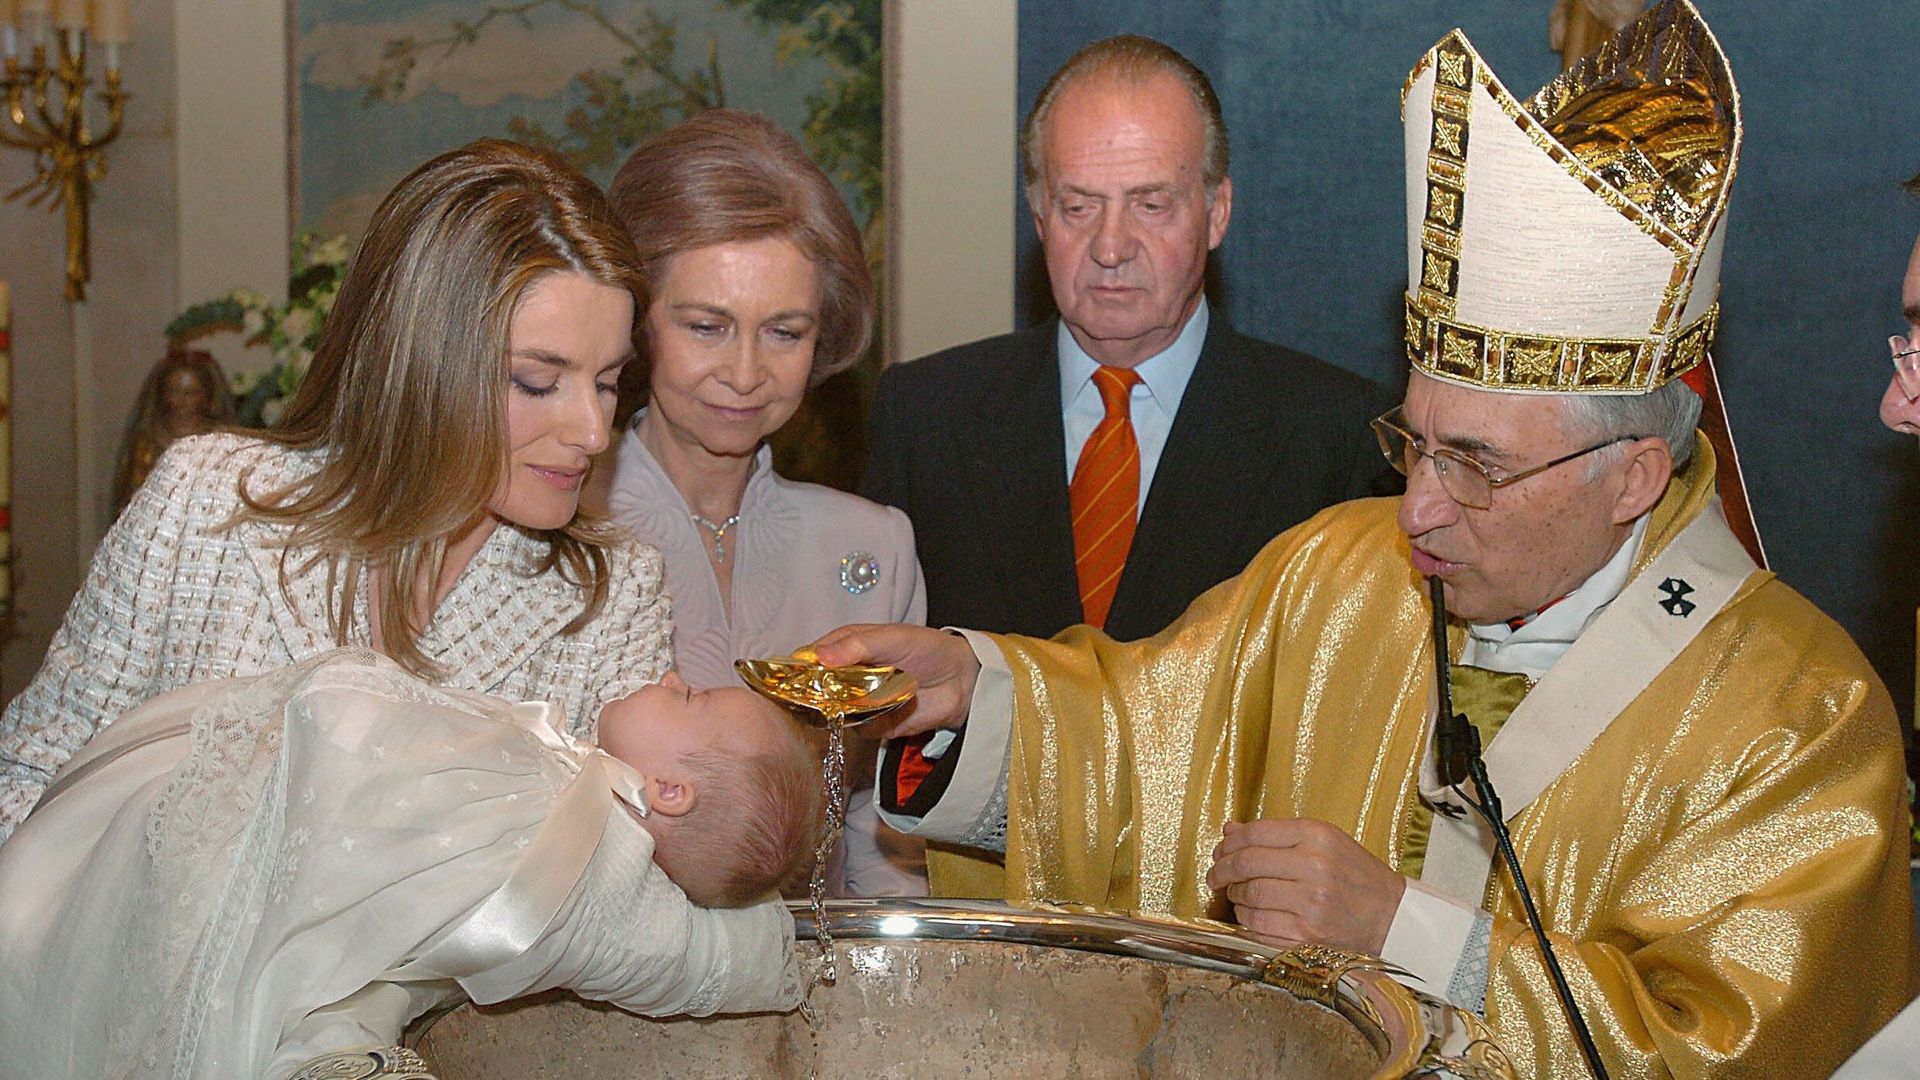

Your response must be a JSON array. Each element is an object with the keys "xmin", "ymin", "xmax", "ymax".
[{"xmin": 648, "ymin": 774, "xmax": 697, "ymax": 817}]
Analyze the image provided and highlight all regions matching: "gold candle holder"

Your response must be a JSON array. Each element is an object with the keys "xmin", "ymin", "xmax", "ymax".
[{"xmin": 2, "ymin": 18, "xmax": 128, "ymax": 301}]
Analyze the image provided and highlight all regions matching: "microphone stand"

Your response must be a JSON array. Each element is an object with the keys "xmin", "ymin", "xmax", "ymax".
[{"xmin": 1427, "ymin": 576, "xmax": 1609, "ymax": 1080}]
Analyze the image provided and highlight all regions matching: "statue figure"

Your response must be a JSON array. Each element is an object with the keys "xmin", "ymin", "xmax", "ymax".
[{"xmin": 111, "ymin": 348, "xmax": 235, "ymax": 515}]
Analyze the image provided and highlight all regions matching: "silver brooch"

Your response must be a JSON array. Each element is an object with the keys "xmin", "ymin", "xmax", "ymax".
[{"xmin": 840, "ymin": 551, "xmax": 880, "ymax": 594}]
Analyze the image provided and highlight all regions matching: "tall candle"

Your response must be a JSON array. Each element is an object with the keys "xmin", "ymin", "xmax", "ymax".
[
  {"xmin": 21, "ymin": 1, "xmax": 45, "ymax": 52},
  {"xmin": 52, "ymin": 0, "xmax": 82, "ymax": 30},
  {"xmin": 91, "ymin": 0, "xmax": 126, "ymax": 43},
  {"xmin": 0, "ymin": 281, "xmax": 13, "ymax": 623},
  {"xmin": 19, "ymin": 0, "xmax": 47, "ymax": 46}
]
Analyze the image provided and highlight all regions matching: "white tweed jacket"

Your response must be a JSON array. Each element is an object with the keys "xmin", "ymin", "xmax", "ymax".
[{"xmin": 0, "ymin": 432, "xmax": 672, "ymax": 842}]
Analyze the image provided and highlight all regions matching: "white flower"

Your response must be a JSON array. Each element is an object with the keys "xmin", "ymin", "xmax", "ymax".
[
  {"xmin": 280, "ymin": 307, "xmax": 314, "ymax": 343},
  {"xmin": 309, "ymin": 234, "xmax": 350, "ymax": 266},
  {"xmin": 173, "ymin": 230, "xmax": 349, "ymax": 413}
]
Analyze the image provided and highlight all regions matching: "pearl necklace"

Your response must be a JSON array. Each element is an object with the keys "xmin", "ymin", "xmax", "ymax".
[{"xmin": 689, "ymin": 512, "xmax": 741, "ymax": 563}]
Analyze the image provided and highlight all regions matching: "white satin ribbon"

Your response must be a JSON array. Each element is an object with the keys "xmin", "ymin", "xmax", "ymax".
[{"xmin": 389, "ymin": 701, "xmax": 649, "ymax": 980}]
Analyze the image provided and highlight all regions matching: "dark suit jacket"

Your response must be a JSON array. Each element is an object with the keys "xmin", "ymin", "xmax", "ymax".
[{"xmin": 863, "ymin": 317, "xmax": 1396, "ymax": 643}]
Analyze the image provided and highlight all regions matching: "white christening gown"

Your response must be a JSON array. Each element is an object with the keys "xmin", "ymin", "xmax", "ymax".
[{"xmin": 0, "ymin": 649, "xmax": 798, "ymax": 1080}]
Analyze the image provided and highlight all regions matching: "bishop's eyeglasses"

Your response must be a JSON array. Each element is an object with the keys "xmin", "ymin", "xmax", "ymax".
[
  {"xmin": 1370, "ymin": 409, "xmax": 1645, "ymax": 510},
  {"xmin": 1892, "ymin": 334, "xmax": 1920, "ymax": 399}
]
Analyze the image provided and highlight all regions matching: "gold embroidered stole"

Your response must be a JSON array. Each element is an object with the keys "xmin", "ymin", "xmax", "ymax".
[{"xmin": 1418, "ymin": 490, "xmax": 1759, "ymax": 904}]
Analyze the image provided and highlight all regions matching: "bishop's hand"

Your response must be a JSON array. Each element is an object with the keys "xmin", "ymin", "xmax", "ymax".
[
  {"xmin": 808, "ymin": 623, "xmax": 979, "ymax": 739},
  {"xmin": 1206, "ymin": 818, "xmax": 1407, "ymax": 956}
]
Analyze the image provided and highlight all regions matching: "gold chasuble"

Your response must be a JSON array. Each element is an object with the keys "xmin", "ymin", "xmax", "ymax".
[{"xmin": 952, "ymin": 449, "xmax": 1914, "ymax": 1077}]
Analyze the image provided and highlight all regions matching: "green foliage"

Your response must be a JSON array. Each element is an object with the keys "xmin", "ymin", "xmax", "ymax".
[
  {"xmin": 167, "ymin": 233, "xmax": 351, "ymax": 427},
  {"xmin": 359, "ymin": 1, "xmax": 881, "ymax": 227},
  {"xmin": 729, "ymin": 0, "xmax": 881, "ymax": 221},
  {"xmin": 504, "ymin": 10, "xmax": 728, "ymax": 172},
  {"xmin": 361, "ymin": 2, "xmax": 727, "ymax": 174}
]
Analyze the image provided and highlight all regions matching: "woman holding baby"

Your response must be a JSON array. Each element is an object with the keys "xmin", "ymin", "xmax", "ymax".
[
  {"xmin": 0, "ymin": 140, "xmax": 669, "ymax": 831},
  {"xmin": 0, "ymin": 139, "xmax": 813, "ymax": 1077}
]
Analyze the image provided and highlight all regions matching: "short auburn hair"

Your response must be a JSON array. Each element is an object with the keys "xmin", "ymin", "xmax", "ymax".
[{"xmin": 607, "ymin": 109, "xmax": 872, "ymax": 410}]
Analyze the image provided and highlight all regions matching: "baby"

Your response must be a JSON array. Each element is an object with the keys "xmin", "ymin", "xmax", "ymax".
[
  {"xmin": 599, "ymin": 669, "xmax": 826, "ymax": 906},
  {"xmin": 0, "ymin": 649, "xmax": 823, "ymax": 1079}
]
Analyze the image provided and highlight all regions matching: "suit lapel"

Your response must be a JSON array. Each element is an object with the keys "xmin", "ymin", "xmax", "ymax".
[
  {"xmin": 1113, "ymin": 322, "xmax": 1272, "ymax": 630},
  {"xmin": 968, "ymin": 325, "xmax": 1083, "ymax": 631}
]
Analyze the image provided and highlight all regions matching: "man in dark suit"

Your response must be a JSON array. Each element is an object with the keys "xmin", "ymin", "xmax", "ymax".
[{"xmin": 864, "ymin": 34, "xmax": 1391, "ymax": 642}]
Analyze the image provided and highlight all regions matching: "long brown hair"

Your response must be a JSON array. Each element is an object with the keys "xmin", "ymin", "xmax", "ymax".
[
  {"xmin": 606, "ymin": 109, "xmax": 873, "ymax": 419},
  {"xmin": 236, "ymin": 139, "xmax": 644, "ymax": 677}
]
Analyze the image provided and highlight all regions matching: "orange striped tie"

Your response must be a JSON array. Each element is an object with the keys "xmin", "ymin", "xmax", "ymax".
[{"xmin": 1070, "ymin": 365, "xmax": 1142, "ymax": 629}]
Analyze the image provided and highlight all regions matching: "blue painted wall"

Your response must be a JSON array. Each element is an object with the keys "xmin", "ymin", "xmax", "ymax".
[{"xmin": 1014, "ymin": 1, "xmax": 1920, "ymax": 723}]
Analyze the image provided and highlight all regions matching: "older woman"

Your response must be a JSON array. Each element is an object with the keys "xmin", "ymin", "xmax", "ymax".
[
  {"xmin": 0, "ymin": 139, "xmax": 669, "ymax": 839},
  {"xmin": 593, "ymin": 110, "xmax": 927, "ymax": 895}
]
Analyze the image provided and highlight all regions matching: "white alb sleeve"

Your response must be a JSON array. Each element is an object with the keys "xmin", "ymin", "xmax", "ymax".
[{"xmin": 872, "ymin": 629, "xmax": 1012, "ymax": 851}]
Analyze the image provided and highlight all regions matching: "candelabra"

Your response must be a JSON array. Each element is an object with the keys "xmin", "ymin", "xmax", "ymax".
[{"xmin": 2, "ymin": 5, "xmax": 128, "ymax": 302}]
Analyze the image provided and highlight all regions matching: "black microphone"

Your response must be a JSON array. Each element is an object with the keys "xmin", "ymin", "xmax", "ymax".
[
  {"xmin": 1425, "ymin": 576, "xmax": 1609, "ymax": 1080},
  {"xmin": 1428, "ymin": 576, "xmax": 1479, "ymax": 791}
]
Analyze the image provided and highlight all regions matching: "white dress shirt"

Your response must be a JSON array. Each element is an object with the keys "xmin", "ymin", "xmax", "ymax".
[{"xmin": 1058, "ymin": 302, "xmax": 1209, "ymax": 514}]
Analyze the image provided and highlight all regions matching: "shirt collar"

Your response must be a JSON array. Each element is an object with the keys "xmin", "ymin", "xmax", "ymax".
[
  {"xmin": 1056, "ymin": 300, "xmax": 1209, "ymax": 420},
  {"xmin": 1461, "ymin": 513, "xmax": 1652, "ymax": 680},
  {"xmin": 623, "ymin": 407, "xmax": 776, "ymax": 517}
]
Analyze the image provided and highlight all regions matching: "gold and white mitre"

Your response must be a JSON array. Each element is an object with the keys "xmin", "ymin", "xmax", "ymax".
[{"xmin": 1402, "ymin": 0, "xmax": 1739, "ymax": 395}]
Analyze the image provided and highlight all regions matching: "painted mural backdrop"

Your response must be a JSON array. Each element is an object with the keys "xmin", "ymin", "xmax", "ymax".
[{"xmin": 295, "ymin": 0, "xmax": 881, "ymax": 487}]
